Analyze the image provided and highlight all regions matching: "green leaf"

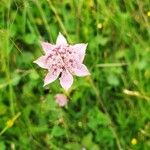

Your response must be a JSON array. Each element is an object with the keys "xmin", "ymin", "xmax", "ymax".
[
  {"xmin": 97, "ymin": 35, "xmax": 109, "ymax": 46},
  {"xmin": 23, "ymin": 33, "xmax": 37, "ymax": 44},
  {"xmin": 87, "ymin": 107, "xmax": 110, "ymax": 130},
  {"xmin": 107, "ymin": 74, "xmax": 120, "ymax": 86},
  {"xmin": 0, "ymin": 104, "xmax": 7, "ymax": 115},
  {"xmin": 82, "ymin": 133, "xmax": 93, "ymax": 148},
  {"xmin": 51, "ymin": 126, "xmax": 65, "ymax": 137},
  {"xmin": 65, "ymin": 143, "xmax": 81, "ymax": 150},
  {"xmin": 0, "ymin": 141, "xmax": 6, "ymax": 150},
  {"xmin": 29, "ymin": 70, "xmax": 40, "ymax": 80},
  {"xmin": 82, "ymin": 133, "xmax": 99, "ymax": 150}
]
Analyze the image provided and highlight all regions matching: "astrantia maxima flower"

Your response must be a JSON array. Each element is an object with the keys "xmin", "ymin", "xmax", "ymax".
[
  {"xmin": 34, "ymin": 32, "xmax": 90, "ymax": 91},
  {"xmin": 55, "ymin": 93, "xmax": 68, "ymax": 107}
]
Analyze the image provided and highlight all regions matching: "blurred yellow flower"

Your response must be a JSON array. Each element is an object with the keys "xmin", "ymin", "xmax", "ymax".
[
  {"xmin": 97, "ymin": 23, "xmax": 103, "ymax": 29},
  {"xmin": 6, "ymin": 112, "xmax": 21, "ymax": 128},
  {"xmin": 6, "ymin": 119, "xmax": 14, "ymax": 128},
  {"xmin": 147, "ymin": 11, "xmax": 150, "ymax": 17},
  {"xmin": 131, "ymin": 138, "xmax": 137, "ymax": 145}
]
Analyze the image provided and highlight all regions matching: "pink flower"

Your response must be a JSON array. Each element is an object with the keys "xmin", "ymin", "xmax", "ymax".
[
  {"xmin": 34, "ymin": 32, "xmax": 90, "ymax": 91},
  {"xmin": 55, "ymin": 94, "xmax": 68, "ymax": 107}
]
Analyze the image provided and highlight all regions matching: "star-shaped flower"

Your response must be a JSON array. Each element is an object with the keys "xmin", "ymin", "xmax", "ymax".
[{"xmin": 34, "ymin": 32, "xmax": 90, "ymax": 91}]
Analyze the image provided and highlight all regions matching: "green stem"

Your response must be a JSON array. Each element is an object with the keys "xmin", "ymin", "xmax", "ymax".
[
  {"xmin": 48, "ymin": 0, "xmax": 71, "ymax": 43},
  {"xmin": 34, "ymin": 0, "xmax": 52, "ymax": 41}
]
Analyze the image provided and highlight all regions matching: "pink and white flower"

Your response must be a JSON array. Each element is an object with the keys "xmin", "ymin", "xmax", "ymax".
[
  {"xmin": 34, "ymin": 32, "xmax": 90, "ymax": 91},
  {"xmin": 55, "ymin": 93, "xmax": 68, "ymax": 107}
]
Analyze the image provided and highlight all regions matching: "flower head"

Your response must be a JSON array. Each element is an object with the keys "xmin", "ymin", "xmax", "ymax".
[
  {"xmin": 131, "ymin": 138, "xmax": 137, "ymax": 145},
  {"xmin": 55, "ymin": 93, "xmax": 68, "ymax": 107},
  {"xmin": 34, "ymin": 32, "xmax": 90, "ymax": 91},
  {"xmin": 147, "ymin": 11, "xmax": 150, "ymax": 17}
]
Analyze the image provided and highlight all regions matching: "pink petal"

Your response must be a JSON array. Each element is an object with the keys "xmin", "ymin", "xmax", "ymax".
[
  {"xmin": 59, "ymin": 70, "xmax": 73, "ymax": 91},
  {"xmin": 56, "ymin": 32, "xmax": 68, "ymax": 46},
  {"xmin": 33, "ymin": 56, "xmax": 48, "ymax": 69},
  {"xmin": 44, "ymin": 69, "xmax": 60, "ymax": 86},
  {"xmin": 72, "ymin": 43, "xmax": 87, "ymax": 62},
  {"xmin": 41, "ymin": 42, "xmax": 55, "ymax": 53},
  {"xmin": 73, "ymin": 64, "xmax": 90, "ymax": 77}
]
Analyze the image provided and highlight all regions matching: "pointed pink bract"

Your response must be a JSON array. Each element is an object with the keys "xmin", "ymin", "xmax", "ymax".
[
  {"xmin": 60, "ymin": 70, "xmax": 73, "ymax": 91},
  {"xmin": 34, "ymin": 56, "xmax": 48, "ymax": 69},
  {"xmin": 44, "ymin": 69, "xmax": 60, "ymax": 86},
  {"xmin": 72, "ymin": 43, "xmax": 87, "ymax": 62},
  {"xmin": 73, "ymin": 64, "xmax": 90, "ymax": 77},
  {"xmin": 56, "ymin": 32, "xmax": 67, "ymax": 46},
  {"xmin": 41, "ymin": 42, "xmax": 55, "ymax": 53}
]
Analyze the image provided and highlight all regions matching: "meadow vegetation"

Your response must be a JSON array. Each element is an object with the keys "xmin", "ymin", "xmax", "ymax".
[{"xmin": 0, "ymin": 0, "xmax": 150, "ymax": 149}]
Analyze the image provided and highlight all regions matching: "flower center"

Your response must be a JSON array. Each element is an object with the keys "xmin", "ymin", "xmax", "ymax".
[{"xmin": 47, "ymin": 45, "xmax": 78, "ymax": 73}]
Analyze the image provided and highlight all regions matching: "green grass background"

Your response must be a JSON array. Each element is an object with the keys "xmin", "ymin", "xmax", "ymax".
[{"xmin": 0, "ymin": 0, "xmax": 150, "ymax": 149}]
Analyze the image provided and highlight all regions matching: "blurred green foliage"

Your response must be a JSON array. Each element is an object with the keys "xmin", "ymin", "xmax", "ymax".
[{"xmin": 0, "ymin": 0, "xmax": 150, "ymax": 149}]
